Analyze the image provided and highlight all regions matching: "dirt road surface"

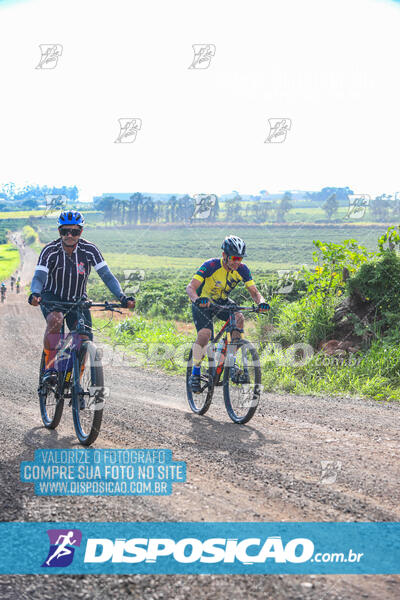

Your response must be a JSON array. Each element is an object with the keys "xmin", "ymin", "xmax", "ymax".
[{"xmin": 0, "ymin": 239, "xmax": 399, "ymax": 599}]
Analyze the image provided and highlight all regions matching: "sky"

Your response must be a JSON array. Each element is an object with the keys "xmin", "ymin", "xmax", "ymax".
[{"xmin": 0, "ymin": 0, "xmax": 399, "ymax": 199}]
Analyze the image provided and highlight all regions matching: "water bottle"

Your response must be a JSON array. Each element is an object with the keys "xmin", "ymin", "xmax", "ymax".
[
  {"xmin": 213, "ymin": 339, "xmax": 224, "ymax": 366},
  {"xmin": 215, "ymin": 339, "xmax": 228, "ymax": 376}
]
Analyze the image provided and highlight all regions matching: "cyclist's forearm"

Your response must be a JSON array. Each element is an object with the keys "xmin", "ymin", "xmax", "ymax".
[
  {"xmin": 248, "ymin": 285, "xmax": 265, "ymax": 304},
  {"xmin": 186, "ymin": 284, "xmax": 199, "ymax": 303},
  {"xmin": 97, "ymin": 265, "xmax": 124, "ymax": 299},
  {"xmin": 31, "ymin": 268, "xmax": 47, "ymax": 294}
]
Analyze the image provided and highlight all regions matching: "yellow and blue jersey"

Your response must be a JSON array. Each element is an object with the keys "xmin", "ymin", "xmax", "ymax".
[{"xmin": 192, "ymin": 258, "xmax": 255, "ymax": 300}]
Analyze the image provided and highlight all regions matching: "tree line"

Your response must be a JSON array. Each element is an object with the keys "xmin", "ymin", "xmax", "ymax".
[
  {"xmin": 95, "ymin": 192, "xmax": 298, "ymax": 225},
  {"xmin": 0, "ymin": 184, "xmax": 79, "ymax": 210},
  {"xmin": 94, "ymin": 193, "xmax": 219, "ymax": 225}
]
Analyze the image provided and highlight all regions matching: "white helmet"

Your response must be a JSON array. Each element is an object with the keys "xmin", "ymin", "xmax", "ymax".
[{"xmin": 221, "ymin": 235, "xmax": 247, "ymax": 257}]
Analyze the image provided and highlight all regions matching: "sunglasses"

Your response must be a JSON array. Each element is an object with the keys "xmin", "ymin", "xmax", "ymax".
[
  {"xmin": 59, "ymin": 228, "xmax": 82, "ymax": 237},
  {"xmin": 228, "ymin": 255, "xmax": 243, "ymax": 262}
]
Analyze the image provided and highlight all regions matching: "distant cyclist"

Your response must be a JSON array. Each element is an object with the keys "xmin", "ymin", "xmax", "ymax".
[
  {"xmin": 186, "ymin": 235, "xmax": 270, "ymax": 392},
  {"xmin": 10, "ymin": 275, "xmax": 15, "ymax": 291},
  {"xmin": 28, "ymin": 210, "xmax": 135, "ymax": 384},
  {"xmin": 0, "ymin": 282, "xmax": 6, "ymax": 303},
  {"xmin": 16, "ymin": 276, "xmax": 21, "ymax": 293}
]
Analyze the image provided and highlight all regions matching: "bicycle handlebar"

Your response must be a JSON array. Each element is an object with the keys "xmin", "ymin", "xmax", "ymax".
[
  {"xmin": 209, "ymin": 300, "xmax": 267, "ymax": 313},
  {"xmin": 39, "ymin": 299, "xmax": 123, "ymax": 312}
]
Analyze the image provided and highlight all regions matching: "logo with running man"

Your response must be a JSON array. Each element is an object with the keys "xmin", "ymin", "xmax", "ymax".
[
  {"xmin": 346, "ymin": 194, "xmax": 370, "ymax": 220},
  {"xmin": 264, "ymin": 118, "xmax": 292, "ymax": 143},
  {"xmin": 114, "ymin": 118, "xmax": 142, "ymax": 143},
  {"xmin": 188, "ymin": 44, "xmax": 216, "ymax": 69},
  {"xmin": 36, "ymin": 44, "xmax": 63, "ymax": 69},
  {"xmin": 191, "ymin": 194, "xmax": 217, "ymax": 220},
  {"xmin": 44, "ymin": 194, "xmax": 67, "ymax": 216},
  {"xmin": 42, "ymin": 529, "xmax": 82, "ymax": 567}
]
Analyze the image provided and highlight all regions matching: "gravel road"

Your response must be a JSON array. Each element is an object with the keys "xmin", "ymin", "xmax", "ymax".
[{"xmin": 0, "ymin": 239, "xmax": 399, "ymax": 599}]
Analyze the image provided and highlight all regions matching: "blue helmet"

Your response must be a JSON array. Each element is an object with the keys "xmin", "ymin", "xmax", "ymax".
[{"xmin": 58, "ymin": 210, "xmax": 85, "ymax": 227}]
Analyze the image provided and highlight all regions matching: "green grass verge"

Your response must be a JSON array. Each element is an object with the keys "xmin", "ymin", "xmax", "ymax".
[
  {"xmin": 92, "ymin": 314, "xmax": 192, "ymax": 374},
  {"xmin": 0, "ymin": 243, "xmax": 20, "ymax": 280},
  {"xmin": 92, "ymin": 311, "xmax": 400, "ymax": 402},
  {"xmin": 259, "ymin": 340, "xmax": 400, "ymax": 402}
]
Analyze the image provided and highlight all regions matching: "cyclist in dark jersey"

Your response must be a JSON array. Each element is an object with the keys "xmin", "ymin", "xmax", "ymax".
[
  {"xmin": 28, "ymin": 210, "xmax": 135, "ymax": 383},
  {"xmin": 186, "ymin": 235, "xmax": 270, "ymax": 392}
]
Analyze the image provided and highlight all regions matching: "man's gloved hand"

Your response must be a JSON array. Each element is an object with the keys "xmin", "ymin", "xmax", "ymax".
[
  {"xmin": 28, "ymin": 293, "xmax": 41, "ymax": 306},
  {"xmin": 257, "ymin": 302, "xmax": 270, "ymax": 313},
  {"xmin": 194, "ymin": 297, "xmax": 211, "ymax": 309},
  {"xmin": 120, "ymin": 295, "xmax": 135, "ymax": 309}
]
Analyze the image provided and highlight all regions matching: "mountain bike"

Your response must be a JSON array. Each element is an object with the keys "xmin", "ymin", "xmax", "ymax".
[
  {"xmin": 186, "ymin": 302, "xmax": 265, "ymax": 424},
  {"xmin": 38, "ymin": 298, "xmax": 122, "ymax": 446}
]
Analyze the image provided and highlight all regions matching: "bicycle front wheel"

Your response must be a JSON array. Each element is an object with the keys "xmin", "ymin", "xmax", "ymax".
[
  {"xmin": 38, "ymin": 351, "xmax": 64, "ymax": 429},
  {"xmin": 186, "ymin": 346, "xmax": 215, "ymax": 415},
  {"xmin": 223, "ymin": 339, "xmax": 262, "ymax": 424},
  {"xmin": 72, "ymin": 341, "xmax": 104, "ymax": 446}
]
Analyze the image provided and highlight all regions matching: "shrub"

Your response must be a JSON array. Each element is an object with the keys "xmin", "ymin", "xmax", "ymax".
[
  {"xmin": 347, "ymin": 251, "xmax": 400, "ymax": 313},
  {"xmin": 22, "ymin": 225, "xmax": 39, "ymax": 245}
]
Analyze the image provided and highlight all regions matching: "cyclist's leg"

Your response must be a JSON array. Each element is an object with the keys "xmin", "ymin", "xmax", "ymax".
[
  {"xmin": 231, "ymin": 311, "xmax": 244, "ymax": 342},
  {"xmin": 191, "ymin": 303, "xmax": 214, "ymax": 375},
  {"xmin": 193, "ymin": 328, "xmax": 212, "ymax": 364},
  {"xmin": 39, "ymin": 292, "xmax": 64, "ymax": 371},
  {"xmin": 65, "ymin": 307, "xmax": 93, "ymax": 376},
  {"xmin": 43, "ymin": 311, "xmax": 64, "ymax": 370},
  {"xmin": 229, "ymin": 311, "xmax": 252, "ymax": 384},
  {"xmin": 65, "ymin": 304, "xmax": 93, "ymax": 337}
]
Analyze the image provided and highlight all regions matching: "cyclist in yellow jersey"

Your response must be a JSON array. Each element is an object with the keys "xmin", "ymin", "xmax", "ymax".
[{"xmin": 186, "ymin": 235, "xmax": 270, "ymax": 392}]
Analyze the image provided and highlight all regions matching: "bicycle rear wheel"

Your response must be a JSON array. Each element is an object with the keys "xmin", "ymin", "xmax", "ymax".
[
  {"xmin": 72, "ymin": 341, "xmax": 104, "ymax": 446},
  {"xmin": 223, "ymin": 339, "xmax": 262, "ymax": 424},
  {"xmin": 186, "ymin": 346, "xmax": 215, "ymax": 415},
  {"xmin": 38, "ymin": 351, "xmax": 64, "ymax": 429}
]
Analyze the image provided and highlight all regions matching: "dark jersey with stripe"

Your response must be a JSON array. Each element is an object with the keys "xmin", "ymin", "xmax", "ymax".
[{"xmin": 36, "ymin": 238, "xmax": 106, "ymax": 301}]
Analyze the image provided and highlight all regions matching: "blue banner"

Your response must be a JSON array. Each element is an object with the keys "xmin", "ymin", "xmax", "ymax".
[{"xmin": 0, "ymin": 522, "xmax": 399, "ymax": 574}]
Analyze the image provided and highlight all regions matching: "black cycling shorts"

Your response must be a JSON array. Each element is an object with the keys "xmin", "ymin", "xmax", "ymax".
[
  {"xmin": 40, "ymin": 291, "xmax": 93, "ymax": 340},
  {"xmin": 192, "ymin": 299, "xmax": 235, "ymax": 337}
]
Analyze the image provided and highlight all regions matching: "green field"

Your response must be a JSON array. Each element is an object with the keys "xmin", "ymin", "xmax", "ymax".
[
  {"xmin": 36, "ymin": 222, "xmax": 388, "ymax": 268},
  {"xmin": 0, "ymin": 244, "xmax": 20, "ymax": 281},
  {"xmin": 101, "ymin": 253, "xmax": 294, "ymax": 276},
  {"xmin": 0, "ymin": 210, "xmax": 46, "ymax": 220},
  {"xmin": 0, "ymin": 209, "xmax": 100, "ymax": 220}
]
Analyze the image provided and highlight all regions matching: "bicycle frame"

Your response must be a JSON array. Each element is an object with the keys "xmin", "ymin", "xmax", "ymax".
[
  {"xmin": 186, "ymin": 300, "xmax": 266, "ymax": 423},
  {"xmin": 40, "ymin": 298, "xmax": 121, "ymax": 397},
  {"xmin": 212, "ymin": 302, "xmax": 258, "ymax": 342},
  {"xmin": 40, "ymin": 301, "xmax": 87, "ymax": 392},
  {"xmin": 209, "ymin": 302, "xmax": 260, "ymax": 384}
]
